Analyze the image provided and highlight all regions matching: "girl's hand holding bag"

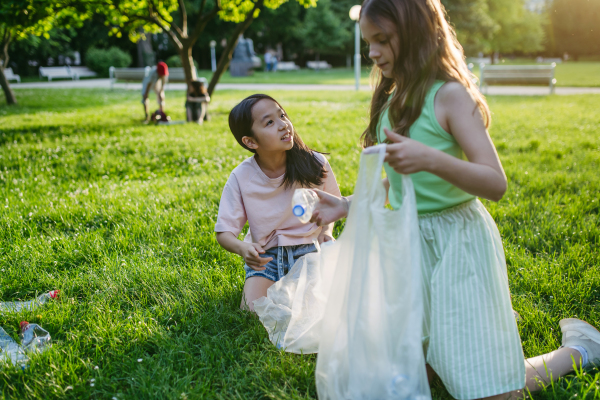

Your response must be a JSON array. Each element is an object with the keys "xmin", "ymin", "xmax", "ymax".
[{"xmin": 254, "ymin": 145, "xmax": 430, "ymax": 399}]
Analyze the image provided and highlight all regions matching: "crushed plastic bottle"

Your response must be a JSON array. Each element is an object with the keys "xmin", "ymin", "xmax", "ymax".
[
  {"xmin": 19, "ymin": 321, "xmax": 51, "ymax": 352},
  {"xmin": 389, "ymin": 374, "xmax": 416, "ymax": 398},
  {"xmin": 0, "ymin": 327, "xmax": 28, "ymax": 368},
  {"xmin": 291, "ymin": 189, "xmax": 318, "ymax": 224},
  {"xmin": 0, "ymin": 290, "xmax": 59, "ymax": 314}
]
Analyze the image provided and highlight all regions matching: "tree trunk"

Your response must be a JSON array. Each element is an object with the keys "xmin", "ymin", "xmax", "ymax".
[
  {"xmin": 179, "ymin": 44, "xmax": 197, "ymax": 85},
  {"xmin": 0, "ymin": 67, "xmax": 17, "ymax": 105},
  {"xmin": 207, "ymin": 1, "xmax": 264, "ymax": 96}
]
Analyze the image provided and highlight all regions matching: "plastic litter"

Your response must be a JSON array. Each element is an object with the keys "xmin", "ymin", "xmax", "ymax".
[
  {"xmin": 253, "ymin": 240, "xmax": 334, "ymax": 353},
  {"xmin": 291, "ymin": 188, "xmax": 318, "ymax": 223},
  {"xmin": 19, "ymin": 321, "xmax": 51, "ymax": 352},
  {"xmin": 315, "ymin": 144, "xmax": 430, "ymax": 399},
  {"xmin": 255, "ymin": 145, "xmax": 430, "ymax": 398},
  {"xmin": 0, "ymin": 290, "xmax": 59, "ymax": 314},
  {"xmin": 0, "ymin": 327, "xmax": 28, "ymax": 368}
]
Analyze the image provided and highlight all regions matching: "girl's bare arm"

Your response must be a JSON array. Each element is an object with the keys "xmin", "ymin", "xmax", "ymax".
[{"xmin": 383, "ymin": 82, "xmax": 507, "ymax": 201}]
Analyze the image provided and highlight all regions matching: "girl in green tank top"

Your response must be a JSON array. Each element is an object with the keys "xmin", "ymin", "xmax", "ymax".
[{"xmin": 308, "ymin": 0, "xmax": 600, "ymax": 398}]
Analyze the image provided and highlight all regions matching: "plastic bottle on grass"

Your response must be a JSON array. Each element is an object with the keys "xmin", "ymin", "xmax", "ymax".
[
  {"xmin": 0, "ymin": 327, "xmax": 28, "ymax": 368},
  {"xmin": 0, "ymin": 290, "xmax": 59, "ymax": 313},
  {"xmin": 292, "ymin": 189, "xmax": 318, "ymax": 224},
  {"xmin": 19, "ymin": 321, "xmax": 51, "ymax": 352}
]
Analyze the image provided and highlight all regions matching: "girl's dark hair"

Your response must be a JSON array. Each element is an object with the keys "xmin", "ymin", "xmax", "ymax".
[
  {"xmin": 360, "ymin": 0, "xmax": 491, "ymax": 147},
  {"xmin": 228, "ymin": 94, "xmax": 327, "ymax": 189},
  {"xmin": 190, "ymin": 80, "xmax": 207, "ymax": 97}
]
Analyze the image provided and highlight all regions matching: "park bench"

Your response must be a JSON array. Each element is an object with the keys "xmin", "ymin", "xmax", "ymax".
[
  {"xmin": 479, "ymin": 63, "xmax": 557, "ymax": 94},
  {"xmin": 4, "ymin": 68, "xmax": 21, "ymax": 83},
  {"xmin": 306, "ymin": 61, "xmax": 332, "ymax": 70},
  {"xmin": 39, "ymin": 66, "xmax": 76, "ymax": 81},
  {"xmin": 69, "ymin": 66, "xmax": 98, "ymax": 79},
  {"xmin": 277, "ymin": 62, "xmax": 300, "ymax": 71}
]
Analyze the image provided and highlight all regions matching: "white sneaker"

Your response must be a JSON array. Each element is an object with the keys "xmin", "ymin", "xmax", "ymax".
[{"xmin": 560, "ymin": 318, "xmax": 600, "ymax": 365}]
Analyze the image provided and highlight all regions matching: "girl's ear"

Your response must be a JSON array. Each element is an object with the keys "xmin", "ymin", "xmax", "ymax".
[{"xmin": 242, "ymin": 136, "xmax": 258, "ymax": 150}]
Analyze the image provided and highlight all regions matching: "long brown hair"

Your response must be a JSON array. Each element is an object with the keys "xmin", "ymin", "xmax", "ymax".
[
  {"xmin": 360, "ymin": 0, "xmax": 491, "ymax": 147},
  {"xmin": 228, "ymin": 94, "xmax": 327, "ymax": 189}
]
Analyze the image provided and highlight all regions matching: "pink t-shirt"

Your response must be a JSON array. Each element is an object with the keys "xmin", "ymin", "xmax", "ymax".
[{"xmin": 214, "ymin": 153, "xmax": 341, "ymax": 250}]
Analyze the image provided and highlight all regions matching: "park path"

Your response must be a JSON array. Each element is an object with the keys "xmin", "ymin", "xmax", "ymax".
[{"xmin": 11, "ymin": 78, "xmax": 600, "ymax": 96}]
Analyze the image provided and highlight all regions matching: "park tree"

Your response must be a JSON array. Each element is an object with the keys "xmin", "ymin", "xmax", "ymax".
[
  {"xmin": 296, "ymin": 0, "xmax": 351, "ymax": 64},
  {"xmin": 442, "ymin": 0, "xmax": 498, "ymax": 56},
  {"xmin": 0, "ymin": 0, "xmax": 87, "ymax": 105},
  {"xmin": 549, "ymin": 0, "xmax": 600, "ymax": 60},
  {"xmin": 95, "ymin": 0, "xmax": 316, "ymax": 95},
  {"xmin": 486, "ymin": 0, "xmax": 545, "ymax": 61}
]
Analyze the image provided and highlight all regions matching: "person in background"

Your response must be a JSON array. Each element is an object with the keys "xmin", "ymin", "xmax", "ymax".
[
  {"xmin": 264, "ymin": 51, "xmax": 273, "ymax": 72},
  {"xmin": 186, "ymin": 80, "xmax": 210, "ymax": 124},
  {"xmin": 142, "ymin": 61, "xmax": 169, "ymax": 123}
]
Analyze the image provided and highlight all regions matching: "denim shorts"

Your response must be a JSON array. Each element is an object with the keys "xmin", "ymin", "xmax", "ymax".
[{"xmin": 244, "ymin": 243, "xmax": 317, "ymax": 282}]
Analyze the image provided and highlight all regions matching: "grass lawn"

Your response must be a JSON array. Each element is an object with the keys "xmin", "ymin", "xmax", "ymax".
[
  {"xmin": 202, "ymin": 61, "xmax": 600, "ymax": 87},
  {"xmin": 16, "ymin": 61, "xmax": 599, "ymax": 87},
  {"xmin": 0, "ymin": 89, "xmax": 599, "ymax": 399},
  {"xmin": 468, "ymin": 61, "xmax": 600, "ymax": 88}
]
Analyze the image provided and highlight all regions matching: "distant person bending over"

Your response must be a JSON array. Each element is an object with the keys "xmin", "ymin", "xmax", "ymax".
[
  {"xmin": 142, "ymin": 61, "xmax": 169, "ymax": 123},
  {"xmin": 186, "ymin": 80, "xmax": 210, "ymax": 124}
]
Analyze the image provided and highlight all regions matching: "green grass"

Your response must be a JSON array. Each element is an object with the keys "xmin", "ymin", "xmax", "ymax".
[
  {"xmin": 204, "ymin": 62, "xmax": 600, "ymax": 87},
  {"xmin": 0, "ymin": 89, "xmax": 599, "ymax": 399},
  {"xmin": 14, "ymin": 61, "xmax": 600, "ymax": 87},
  {"xmin": 469, "ymin": 61, "xmax": 600, "ymax": 87}
]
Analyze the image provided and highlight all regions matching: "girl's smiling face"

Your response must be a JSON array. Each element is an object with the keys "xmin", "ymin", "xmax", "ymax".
[
  {"xmin": 360, "ymin": 16, "xmax": 399, "ymax": 78},
  {"xmin": 242, "ymin": 99, "xmax": 294, "ymax": 153}
]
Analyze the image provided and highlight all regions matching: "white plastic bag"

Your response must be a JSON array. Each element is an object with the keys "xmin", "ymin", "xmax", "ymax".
[
  {"xmin": 253, "ymin": 241, "xmax": 331, "ymax": 353},
  {"xmin": 315, "ymin": 144, "xmax": 430, "ymax": 400}
]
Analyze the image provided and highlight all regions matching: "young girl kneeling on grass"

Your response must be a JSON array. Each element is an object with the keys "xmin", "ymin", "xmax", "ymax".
[
  {"xmin": 310, "ymin": 0, "xmax": 600, "ymax": 398},
  {"xmin": 215, "ymin": 94, "xmax": 341, "ymax": 312}
]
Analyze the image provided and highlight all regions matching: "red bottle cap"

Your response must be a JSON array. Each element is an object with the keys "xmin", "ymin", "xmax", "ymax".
[
  {"xmin": 49, "ymin": 290, "xmax": 59, "ymax": 299},
  {"xmin": 20, "ymin": 321, "xmax": 29, "ymax": 331}
]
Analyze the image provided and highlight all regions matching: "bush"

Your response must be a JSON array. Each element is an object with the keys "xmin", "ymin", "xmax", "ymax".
[
  {"xmin": 85, "ymin": 47, "xmax": 132, "ymax": 77},
  {"xmin": 165, "ymin": 55, "xmax": 199, "ymax": 69}
]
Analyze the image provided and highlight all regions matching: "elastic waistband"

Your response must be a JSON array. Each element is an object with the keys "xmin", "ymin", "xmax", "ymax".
[{"xmin": 418, "ymin": 199, "xmax": 479, "ymax": 220}]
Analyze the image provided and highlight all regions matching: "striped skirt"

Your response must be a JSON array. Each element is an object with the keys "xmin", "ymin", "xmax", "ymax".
[{"xmin": 419, "ymin": 199, "xmax": 525, "ymax": 399}]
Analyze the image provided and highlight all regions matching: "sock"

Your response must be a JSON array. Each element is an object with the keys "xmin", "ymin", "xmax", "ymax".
[{"xmin": 568, "ymin": 345, "xmax": 589, "ymax": 367}]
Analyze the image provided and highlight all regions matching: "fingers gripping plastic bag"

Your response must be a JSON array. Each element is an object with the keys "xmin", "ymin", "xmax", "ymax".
[{"xmin": 316, "ymin": 144, "xmax": 430, "ymax": 400}]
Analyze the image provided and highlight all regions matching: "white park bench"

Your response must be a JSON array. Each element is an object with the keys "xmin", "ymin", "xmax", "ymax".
[
  {"xmin": 39, "ymin": 66, "xmax": 76, "ymax": 81},
  {"xmin": 4, "ymin": 68, "xmax": 21, "ymax": 83},
  {"xmin": 69, "ymin": 66, "xmax": 97, "ymax": 79},
  {"xmin": 306, "ymin": 61, "xmax": 332, "ymax": 70},
  {"xmin": 480, "ymin": 63, "xmax": 557, "ymax": 94},
  {"xmin": 277, "ymin": 62, "xmax": 300, "ymax": 71}
]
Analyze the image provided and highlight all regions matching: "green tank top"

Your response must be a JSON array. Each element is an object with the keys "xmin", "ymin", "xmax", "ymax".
[{"xmin": 377, "ymin": 80, "xmax": 475, "ymax": 214}]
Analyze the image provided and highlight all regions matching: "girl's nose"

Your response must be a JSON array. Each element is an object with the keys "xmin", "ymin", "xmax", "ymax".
[{"xmin": 369, "ymin": 46, "xmax": 380, "ymax": 61}]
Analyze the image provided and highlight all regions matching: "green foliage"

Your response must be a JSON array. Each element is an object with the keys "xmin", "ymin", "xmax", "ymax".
[
  {"xmin": 442, "ymin": 0, "xmax": 497, "ymax": 55},
  {"xmin": 0, "ymin": 0, "xmax": 88, "ymax": 40},
  {"xmin": 487, "ymin": 0, "xmax": 545, "ymax": 55},
  {"xmin": 442, "ymin": 0, "xmax": 545, "ymax": 56},
  {"xmin": 296, "ymin": 0, "xmax": 351, "ymax": 56},
  {"xmin": 549, "ymin": 0, "xmax": 600, "ymax": 58},
  {"xmin": 165, "ymin": 55, "xmax": 198, "ymax": 69},
  {"xmin": 0, "ymin": 89, "xmax": 600, "ymax": 398},
  {"xmin": 85, "ymin": 46, "xmax": 132, "ymax": 76}
]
